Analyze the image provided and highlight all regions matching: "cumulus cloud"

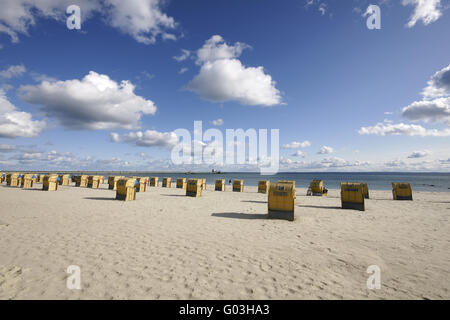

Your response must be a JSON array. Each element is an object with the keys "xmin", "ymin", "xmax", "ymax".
[
  {"xmin": 0, "ymin": 89, "xmax": 45, "ymax": 138},
  {"xmin": 364, "ymin": 65, "xmax": 450, "ymax": 135},
  {"xmin": 402, "ymin": 0, "xmax": 442, "ymax": 27},
  {"xmin": 408, "ymin": 150, "xmax": 430, "ymax": 158},
  {"xmin": 422, "ymin": 64, "xmax": 450, "ymax": 98},
  {"xmin": 178, "ymin": 67, "xmax": 188, "ymax": 74},
  {"xmin": 186, "ymin": 35, "xmax": 282, "ymax": 106},
  {"xmin": 358, "ymin": 122, "xmax": 450, "ymax": 136},
  {"xmin": 0, "ymin": 0, "xmax": 176, "ymax": 44},
  {"xmin": 187, "ymin": 59, "xmax": 282, "ymax": 106},
  {"xmin": 110, "ymin": 129, "xmax": 178, "ymax": 148},
  {"xmin": 282, "ymin": 140, "xmax": 311, "ymax": 149},
  {"xmin": 402, "ymin": 97, "xmax": 450, "ymax": 125},
  {"xmin": 401, "ymin": 65, "xmax": 450, "ymax": 126},
  {"xmin": 195, "ymin": 35, "xmax": 250, "ymax": 65},
  {"xmin": 291, "ymin": 150, "xmax": 305, "ymax": 157},
  {"xmin": 173, "ymin": 49, "xmax": 191, "ymax": 62},
  {"xmin": 19, "ymin": 71, "xmax": 157, "ymax": 130},
  {"xmin": 211, "ymin": 118, "xmax": 224, "ymax": 126},
  {"xmin": 106, "ymin": 0, "xmax": 177, "ymax": 44},
  {"xmin": 0, "ymin": 64, "xmax": 26, "ymax": 78},
  {"xmin": 318, "ymin": 146, "xmax": 334, "ymax": 154}
]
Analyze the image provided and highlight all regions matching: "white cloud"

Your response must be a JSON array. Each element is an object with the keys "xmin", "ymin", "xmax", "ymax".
[
  {"xmin": 364, "ymin": 65, "xmax": 450, "ymax": 136},
  {"xmin": 401, "ymin": 65, "xmax": 450, "ymax": 126},
  {"xmin": 195, "ymin": 35, "xmax": 250, "ymax": 65},
  {"xmin": 422, "ymin": 64, "xmax": 450, "ymax": 98},
  {"xmin": 282, "ymin": 140, "xmax": 311, "ymax": 149},
  {"xmin": 291, "ymin": 150, "xmax": 305, "ymax": 157},
  {"xmin": 0, "ymin": 64, "xmax": 26, "ymax": 78},
  {"xmin": 358, "ymin": 122, "xmax": 450, "ymax": 136},
  {"xmin": 0, "ymin": 89, "xmax": 45, "ymax": 138},
  {"xmin": 402, "ymin": 0, "xmax": 442, "ymax": 27},
  {"xmin": 279, "ymin": 156, "xmax": 371, "ymax": 171},
  {"xmin": 408, "ymin": 150, "xmax": 430, "ymax": 158},
  {"xmin": 384, "ymin": 159, "xmax": 407, "ymax": 167},
  {"xmin": 30, "ymin": 72, "xmax": 58, "ymax": 83},
  {"xmin": 173, "ymin": 49, "xmax": 191, "ymax": 62},
  {"xmin": 4, "ymin": 149, "xmax": 134, "ymax": 170},
  {"xmin": 318, "ymin": 145, "xmax": 334, "ymax": 154},
  {"xmin": 178, "ymin": 67, "xmax": 188, "ymax": 74},
  {"xmin": 19, "ymin": 71, "xmax": 157, "ymax": 130},
  {"xmin": 0, "ymin": 0, "xmax": 177, "ymax": 44},
  {"xmin": 402, "ymin": 97, "xmax": 450, "ymax": 125},
  {"xmin": 186, "ymin": 35, "xmax": 282, "ymax": 106},
  {"xmin": 0, "ymin": 144, "xmax": 17, "ymax": 151},
  {"xmin": 110, "ymin": 129, "xmax": 178, "ymax": 148},
  {"xmin": 211, "ymin": 118, "xmax": 224, "ymax": 126}
]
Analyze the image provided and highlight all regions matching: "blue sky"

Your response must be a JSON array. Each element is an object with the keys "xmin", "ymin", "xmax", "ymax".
[{"xmin": 0, "ymin": 0, "xmax": 449, "ymax": 172}]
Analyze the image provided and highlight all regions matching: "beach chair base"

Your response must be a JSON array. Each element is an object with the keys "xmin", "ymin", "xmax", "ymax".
[
  {"xmin": 268, "ymin": 210, "xmax": 295, "ymax": 221},
  {"xmin": 341, "ymin": 202, "xmax": 365, "ymax": 211},
  {"xmin": 186, "ymin": 191, "xmax": 200, "ymax": 197},
  {"xmin": 311, "ymin": 192, "xmax": 327, "ymax": 196},
  {"xmin": 115, "ymin": 193, "xmax": 135, "ymax": 201},
  {"xmin": 394, "ymin": 196, "xmax": 413, "ymax": 200}
]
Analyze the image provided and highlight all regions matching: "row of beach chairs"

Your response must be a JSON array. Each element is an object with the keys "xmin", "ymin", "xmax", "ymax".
[{"xmin": 1, "ymin": 172, "xmax": 413, "ymax": 221}]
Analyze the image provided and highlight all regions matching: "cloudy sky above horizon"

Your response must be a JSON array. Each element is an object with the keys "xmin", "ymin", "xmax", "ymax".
[{"xmin": 0, "ymin": 0, "xmax": 449, "ymax": 172}]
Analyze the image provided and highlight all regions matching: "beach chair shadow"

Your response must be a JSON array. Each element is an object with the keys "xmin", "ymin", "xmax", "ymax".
[
  {"xmin": 212, "ymin": 212, "xmax": 268, "ymax": 220},
  {"xmin": 298, "ymin": 204, "xmax": 341, "ymax": 210},
  {"xmin": 241, "ymin": 200, "xmax": 267, "ymax": 204},
  {"xmin": 83, "ymin": 197, "xmax": 116, "ymax": 201},
  {"xmin": 161, "ymin": 194, "xmax": 186, "ymax": 197}
]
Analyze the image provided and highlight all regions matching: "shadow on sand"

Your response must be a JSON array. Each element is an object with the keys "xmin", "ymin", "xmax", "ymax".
[
  {"xmin": 241, "ymin": 200, "xmax": 267, "ymax": 204},
  {"xmin": 212, "ymin": 212, "xmax": 268, "ymax": 220},
  {"xmin": 298, "ymin": 204, "xmax": 341, "ymax": 210},
  {"xmin": 83, "ymin": 197, "xmax": 115, "ymax": 201}
]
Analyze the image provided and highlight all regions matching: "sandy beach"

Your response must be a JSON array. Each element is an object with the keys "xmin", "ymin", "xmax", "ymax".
[{"xmin": 0, "ymin": 182, "xmax": 449, "ymax": 300}]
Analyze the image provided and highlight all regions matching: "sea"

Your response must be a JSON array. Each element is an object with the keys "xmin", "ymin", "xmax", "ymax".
[{"xmin": 71, "ymin": 172, "xmax": 450, "ymax": 192}]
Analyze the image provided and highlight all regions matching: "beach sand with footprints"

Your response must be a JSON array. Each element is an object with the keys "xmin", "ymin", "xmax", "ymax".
[{"xmin": 0, "ymin": 182, "xmax": 449, "ymax": 299}]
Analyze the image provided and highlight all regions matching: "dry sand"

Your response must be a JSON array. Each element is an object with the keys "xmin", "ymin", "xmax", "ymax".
[{"xmin": 0, "ymin": 182, "xmax": 449, "ymax": 300}]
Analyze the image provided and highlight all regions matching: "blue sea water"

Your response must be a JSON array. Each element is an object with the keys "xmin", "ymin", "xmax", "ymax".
[{"xmin": 91, "ymin": 172, "xmax": 450, "ymax": 192}]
